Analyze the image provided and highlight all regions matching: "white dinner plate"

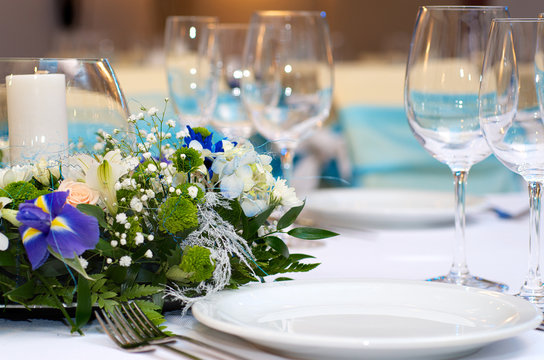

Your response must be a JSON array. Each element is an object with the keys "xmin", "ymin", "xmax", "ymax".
[
  {"xmin": 302, "ymin": 188, "xmax": 487, "ymax": 229},
  {"xmin": 192, "ymin": 279, "xmax": 542, "ymax": 360}
]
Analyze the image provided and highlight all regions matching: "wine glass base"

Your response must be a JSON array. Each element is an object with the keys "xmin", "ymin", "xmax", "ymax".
[
  {"xmin": 427, "ymin": 274, "xmax": 509, "ymax": 292},
  {"xmin": 518, "ymin": 287, "xmax": 544, "ymax": 310}
]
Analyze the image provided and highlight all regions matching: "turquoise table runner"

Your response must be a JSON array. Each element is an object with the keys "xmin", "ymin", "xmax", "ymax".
[{"xmin": 338, "ymin": 105, "xmax": 522, "ymax": 194}]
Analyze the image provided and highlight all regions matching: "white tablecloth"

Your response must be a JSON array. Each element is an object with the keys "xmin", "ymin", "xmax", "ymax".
[{"xmin": 1, "ymin": 192, "xmax": 543, "ymax": 359}]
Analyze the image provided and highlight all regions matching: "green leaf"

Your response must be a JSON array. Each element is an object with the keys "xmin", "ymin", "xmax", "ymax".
[
  {"xmin": 120, "ymin": 284, "xmax": 162, "ymax": 301},
  {"xmin": 49, "ymin": 249, "xmax": 94, "ymax": 280},
  {"xmin": 277, "ymin": 201, "xmax": 305, "ymax": 230},
  {"xmin": 165, "ymin": 266, "xmax": 192, "ymax": 282},
  {"xmin": 0, "ymin": 251, "xmax": 15, "ymax": 266},
  {"xmin": 264, "ymin": 236, "xmax": 289, "ymax": 258},
  {"xmin": 245, "ymin": 206, "xmax": 275, "ymax": 239},
  {"xmin": 5, "ymin": 280, "xmax": 35, "ymax": 302},
  {"xmin": 77, "ymin": 204, "xmax": 108, "ymax": 228},
  {"xmin": 274, "ymin": 277, "xmax": 293, "ymax": 281},
  {"xmin": 75, "ymin": 275, "xmax": 92, "ymax": 330},
  {"xmin": 287, "ymin": 227, "xmax": 339, "ymax": 240}
]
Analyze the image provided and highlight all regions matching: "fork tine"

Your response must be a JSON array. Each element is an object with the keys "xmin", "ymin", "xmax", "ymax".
[
  {"xmin": 123, "ymin": 302, "xmax": 161, "ymax": 339},
  {"xmin": 95, "ymin": 309, "xmax": 127, "ymax": 348},
  {"xmin": 128, "ymin": 302, "xmax": 165, "ymax": 337},
  {"xmin": 130, "ymin": 302, "xmax": 251, "ymax": 360},
  {"xmin": 110, "ymin": 306, "xmax": 145, "ymax": 343}
]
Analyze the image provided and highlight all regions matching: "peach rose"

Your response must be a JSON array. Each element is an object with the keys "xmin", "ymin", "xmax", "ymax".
[{"xmin": 57, "ymin": 180, "xmax": 100, "ymax": 206}]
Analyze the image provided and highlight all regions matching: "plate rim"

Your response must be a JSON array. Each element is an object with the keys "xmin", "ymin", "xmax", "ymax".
[{"xmin": 192, "ymin": 278, "xmax": 542, "ymax": 351}]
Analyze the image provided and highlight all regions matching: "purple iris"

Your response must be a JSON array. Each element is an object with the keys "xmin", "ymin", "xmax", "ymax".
[{"xmin": 16, "ymin": 191, "xmax": 99, "ymax": 270}]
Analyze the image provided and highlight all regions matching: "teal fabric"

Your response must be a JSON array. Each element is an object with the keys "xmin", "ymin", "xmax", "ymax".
[{"xmin": 338, "ymin": 105, "xmax": 523, "ymax": 194}]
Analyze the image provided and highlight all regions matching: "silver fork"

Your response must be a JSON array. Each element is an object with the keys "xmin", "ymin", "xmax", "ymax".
[
  {"xmin": 95, "ymin": 305, "xmax": 202, "ymax": 359},
  {"xmin": 96, "ymin": 302, "xmax": 250, "ymax": 360}
]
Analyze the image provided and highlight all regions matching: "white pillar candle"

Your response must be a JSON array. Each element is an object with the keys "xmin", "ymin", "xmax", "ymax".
[{"xmin": 6, "ymin": 73, "xmax": 68, "ymax": 164}]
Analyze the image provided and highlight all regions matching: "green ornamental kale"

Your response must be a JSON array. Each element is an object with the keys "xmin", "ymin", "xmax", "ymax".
[
  {"xmin": 172, "ymin": 147, "xmax": 204, "ymax": 173},
  {"xmin": 180, "ymin": 246, "xmax": 215, "ymax": 282},
  {"xmin": 192, "ymin": 127, "xmax": 211, "ymax": 139},
  {"xmin": 158, "ymin": 196, "xmax": 198, "ymax": 233},
  {"xmin": 0, "ymin": 181, "xmax": 45, "ymax": 208}
]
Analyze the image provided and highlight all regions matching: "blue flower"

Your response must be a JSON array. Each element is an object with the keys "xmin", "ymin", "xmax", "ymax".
[
  {"xmin": 183, "ymin": 126, "xmax": 225, "ymax": 153},
  {"xmin": 16, "ymin": 191, "xmax": 100, "ymax": 270}
]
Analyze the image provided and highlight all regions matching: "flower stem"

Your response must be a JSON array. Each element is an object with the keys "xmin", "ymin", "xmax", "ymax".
[{"xmin": 35, "ymin": 271, "xmax": 84, "ymax": 335}]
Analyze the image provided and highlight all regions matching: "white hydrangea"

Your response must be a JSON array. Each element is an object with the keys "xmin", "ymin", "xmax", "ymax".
[
  {"xmin": 78, "ymin": 257, "xmax": 88, "ymax": 269},
  {"xmin": 166, "ymin": 119, "xmax": 176, "ymax": 128},
  {"xmin": 188, "ymin": 186, "xmax": 199, "ymax": 199},
  {"xmin": 143, "ymin": 152, "xmax": 152, "ymax": 159},
  {"xmin": 119, "ymin": 255, "xmax": 132, "ymax": 267},
  {"xmin": 272, "ymin": 178, "xmax": 303, "ymax": 208},
  {"xmin": 134, "ymin": 233, "xmax": 144, "ymax": 245},
  {"xmin": 0, "ymin": 233, "xmax": 8, "ymax": 251},
  {"xmin": 147, "ymin": 163, "xmax": 157, "ymax": 172},
  {"xmin": 115, "ymin": 213, "xmax": 127, "ymax": 224},
  {"xmin": 130, "ymin": 197, "xmax": 143, "ymax": 212},
  {"xmin": 145, "ymin": 189, "xmax": 155, "ymax": 199},
  {"xmin": 144, "ymin": 249, "xmax": 153, "ymax": 258},
  {"xmin": 176, "ymin": 129, "xmax": 189, "ymax": 139},
  {"xmin": 146, "ymin": 133, "xmax": 157, "ymax": 144},
  {"xmin": 147, "ymin": 107, "xmax": 159, "ymax": 116},
  {"xmin": 93, "ymin": 142, "xmax": 105, "ymax": 151},
  {"xmin": 110, "ymin": 240, "xmax": 118, "ymax": 247}
]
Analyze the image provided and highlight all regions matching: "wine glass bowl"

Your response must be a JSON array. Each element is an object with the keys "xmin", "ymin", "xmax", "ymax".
[
  {"xmin": 241, "ymin": 11, "xmax": 333, "ymax": 184},
  {"xmin": 165, "ymin": 16, "xmax": 219, "ymax": 127},
  {"xmin": 211, "ymin": 23, "xmax": 253, "ymax": 139},
  {"xmin": 480, "ymin": 18, "xmax": 544, "ymax": 306},
  {"xmin": 405, "ymin": 6, "xmax": 509, "ymax": 290}
]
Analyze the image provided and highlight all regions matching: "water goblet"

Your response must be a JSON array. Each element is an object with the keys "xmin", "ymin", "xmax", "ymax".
[
  {"xmin": 405, "ymin": 6, "xmax": 509, "ymax": 290},
  {"xmin": 165, "ymin": 16, "xmax": 219, "ymax": 127},
  {"xmin": 241, "ymin": 11, "xmax": 333, "ymax": 185},
  {"xmin": 211, "ymin": 24, "xmax": 253, "ymax": 140},
  {"xmin": 480, "ymin": 18, "xmax": 544, "ymax": 307}
]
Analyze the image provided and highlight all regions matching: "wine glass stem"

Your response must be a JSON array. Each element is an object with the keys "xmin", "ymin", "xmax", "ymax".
[
  {"xmin": 280, "ymin": 147, "xmax": 295, "ymax": 186},
  {"xmin": 449, "ymin": 170, "xmax": 470, "ymax": 281},
  {"xmin": 521, "ymin": 182, "xmax": 544, "ymax": 296}
]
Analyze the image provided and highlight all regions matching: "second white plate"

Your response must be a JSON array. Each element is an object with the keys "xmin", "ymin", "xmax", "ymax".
[
  {"xmin": 302, "ymin": 188, "xmax": 487, "ymax": 229},
  {"xmin": 192, "ymin": 279, "xmax": 542, "ymax": 360}
]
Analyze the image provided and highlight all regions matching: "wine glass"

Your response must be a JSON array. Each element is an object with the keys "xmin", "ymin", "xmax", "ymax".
[
  {"xmin": 480, "ymin": 18, "xmax": 544, "ymax": 307},
  {"xmin": 211, "ymin": 24, "xmax": 253, "ymax": 140},
  {"xmin": 0, "ymin": 58, "xmax": 130, "ymax": 166},
  {"xmin": 241, "ymin": 11, "xmax": 333, "ymax": 185},
  {"xmin": 165, "ymin": 16, "xmax": 219, "ymax": 127},
  {"xmin": 405, "ymin": 6, "xmax": 509, "ymax": 290}
]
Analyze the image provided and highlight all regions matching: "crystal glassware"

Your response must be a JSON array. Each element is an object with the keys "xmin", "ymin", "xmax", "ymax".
[
  {"xmin": 404, "ymin": 6, "xmax": 509, "ymax": 290},
  {"xmin": 0, "ymin": 58, "xmax": 130, "ymax": 166},
  {"xmin": 165, "ymin": 16, "xmax": 219, "ymax": 127},
  {"xmin": 241, "ymin": 11, "xmax": 333, "ymax": 184},
  {"xmin": 211, "ymin": 24, "xmax": 253, "ymax": 140},
  {"xmin": 480, "ymin": 18, "xmax": 544, "ymax": 307}
]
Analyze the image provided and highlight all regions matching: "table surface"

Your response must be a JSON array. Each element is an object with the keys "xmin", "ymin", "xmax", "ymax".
[{"xmin": 1, "ymin": 192, "xmax": 543, "ymax": 360}]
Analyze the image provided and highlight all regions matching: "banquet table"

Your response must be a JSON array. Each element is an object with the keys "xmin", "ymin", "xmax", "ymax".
[{"xmin": 1, "ymin": 191, "xmax": 544, "ymax": 360}]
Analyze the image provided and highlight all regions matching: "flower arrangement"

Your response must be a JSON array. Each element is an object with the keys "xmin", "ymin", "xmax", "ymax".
[{"xmin": 0, "ymin": 99, "xmax": 337, "ymax": 334}]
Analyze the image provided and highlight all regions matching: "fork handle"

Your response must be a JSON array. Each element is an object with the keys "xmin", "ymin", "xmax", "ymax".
[
  {"xmin": 157, "ymin": 343, "xmax": 203, "ymax": 360},
  {"xmin": 172, "ymin": 335, "xmax": 251, "ymax": 360}
]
